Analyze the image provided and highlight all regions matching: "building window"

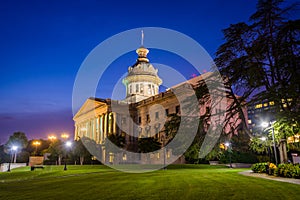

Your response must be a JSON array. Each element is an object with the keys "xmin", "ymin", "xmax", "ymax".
[
  {"xmin": 255, "ymin": 104, "xmax": 262, "ymax": 109},
  {"xmin": 248, "ymin": 119, "xmax": 252, "ymax": 124},
  {"xmin": 122, "ymin": 153, "xmax": 127, "ymax": 161},
  {"xmin": 138, "ymin": 116, "xmax": 141, "ymax": 124},
  {"xmin": 165, "ymin": 109, "xmax": 169, "ymax": 116},
  {"xmin": 136, "ymin": 84, "xmax": 139, "ymax": 93},
  {"xmin": 146, "ymin": 114, "xmax": 150, "ymax": 122},
  {"xmin": 129, "ymin": 85, "xmax": 132, "ymax": 94},
  {"xmin": 269, "ymin": 101, "xmax": 275, "ymax": 106},
  {"xmin": 263, "ymin": 103, "xmax": 268, "ymax": 107},
  {"xmin": 109, "ymin": 153, "xmax": 114, "ymax": 163},
  {"xmin": 167, "ymin": 150, "xmax": 171, "ymax": 158},
  {"xmin": 155, "ymin": 111, "xmax": 159, "ymax": 119},
  {"xmin": 176, "ymin": 105, "xmax": 180, "ymax": 114},
  {"xmin": 140, "ymin": 83, "xmax": 144, "ymax": 93},
  {"xmin": 152, "ymin": 84, "xmax": 155, "ymax": 94},
  {"xmin": 148, "ymin": 84, "xmax": 151, "ymax": 94}
]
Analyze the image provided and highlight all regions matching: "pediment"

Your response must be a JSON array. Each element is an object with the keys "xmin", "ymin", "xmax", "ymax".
[{"xmin": 73, "ymin": 98, "xmax": 108, "ymax": 120}]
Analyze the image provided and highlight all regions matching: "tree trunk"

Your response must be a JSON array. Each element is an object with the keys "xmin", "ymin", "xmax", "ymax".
[
  {"xmin": 58, "ymin": 155, "xmax": 62, "ymax": 165},
  {"xmin": 13, "ymin": 153, "xmax": 17, "ymax": 163},
  {"xmin": 80, "ymin": 156, "xmax": 84, "ymax": 165},
  {"xmin": 278, "ymin": 139, "xmax": 288, "ymax": 164}
]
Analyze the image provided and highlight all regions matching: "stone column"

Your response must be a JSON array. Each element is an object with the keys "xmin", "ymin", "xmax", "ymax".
[
  {"xmin": 74, "ymin": 125, "xmax": 78, "ymax": 140},
  {"xmin": 103, "ymin": 113, "xmax": 107, "ymax": 139},
  {"xmin": 112, "ymin": 112, "xmax": 117, "ymax": 134},
  {"xmin": 100, "ymin": 115, "xmax": 103, "ymax": 143},
  {"xmin": 96, "ymin": 117, "xmax": 100, "ymax": 143},
  {"xmin": 93, "ymin": 117, "xmax": 97, "ymax": 141}
]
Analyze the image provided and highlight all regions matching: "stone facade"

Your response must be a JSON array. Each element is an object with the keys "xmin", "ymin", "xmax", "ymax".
[{"xmin": 73, "ymin": 45, "xmax": 246, "ymax": 165}]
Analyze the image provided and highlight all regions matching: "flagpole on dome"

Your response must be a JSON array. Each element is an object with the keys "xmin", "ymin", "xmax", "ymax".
[{"xmin": 141, "ymin": 30, "xmax": 144, "ymax": 47}]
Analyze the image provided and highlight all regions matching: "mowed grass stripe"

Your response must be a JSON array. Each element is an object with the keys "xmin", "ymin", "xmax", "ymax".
[{"xmin": 0, "ymin": 165, "xmax": 299, "ymax": 200}]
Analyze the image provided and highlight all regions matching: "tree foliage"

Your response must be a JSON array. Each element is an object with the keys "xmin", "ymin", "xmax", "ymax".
[
  {"xmin": 215, "ymin": 0, "xmax": 300, "ymax": 130},
  {"xmin": 5, "ymin": 132, "xmax": 28, "ymax": 150},
  {"xmin": 138, "ymin": 137, "xmax": 161, "ymax": 153},
  {"xmin": 72, "ymin": 139, "xmax": 92, "ymax": 165}
]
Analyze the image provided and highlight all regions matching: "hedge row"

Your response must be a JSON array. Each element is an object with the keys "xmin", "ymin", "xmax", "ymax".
[{"xmin": 251, "ymin": 162, "xmax": 300, "ymax": 179}]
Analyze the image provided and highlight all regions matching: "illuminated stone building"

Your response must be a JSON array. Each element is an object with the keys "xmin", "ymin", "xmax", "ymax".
[
  {"xmin": 73, "ymin": 44, "xmax": 245, "ymax": 164},
  {"xmin": 73, "ymin": 45, "xmax": 184, "ymax": 164},
  {"xmin": 247, "ymin": 99, "xmax": 293, "ymax": 135}
]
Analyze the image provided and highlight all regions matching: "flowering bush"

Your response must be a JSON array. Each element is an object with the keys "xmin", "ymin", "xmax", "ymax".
[
  {"xmin": 274, "ymin": 163, "xmax": 300, "ymax": 179},
  {"xmin": 252, "ymin": 162, "xmax": 300, "ymax": 179},
  {"xmin": 268, "ymin": 163, "xmax": 277, "ymax": 175}
]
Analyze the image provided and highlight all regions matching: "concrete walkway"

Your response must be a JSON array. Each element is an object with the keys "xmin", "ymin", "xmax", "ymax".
[{"xmin": 239, "ymin": 170, "xmax": 300, "ymax": 185}]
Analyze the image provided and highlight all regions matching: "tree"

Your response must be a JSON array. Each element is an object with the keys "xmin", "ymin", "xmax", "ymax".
[
  {"xmin": 164, "ymin": 114, "xmax": 181, "ymax": 141},
  {"xmin": 5, "ymin": 132, "xmax": 29, "ymax": 163},
  {"xmin": 0, "ymin": 145, "xmax": 10, "ymax": 163},
  {"xmin": 72, "ymin": 139, "xmax": 92, "ymax": 165},
  {"xmin": 215, "ymin": 0, "xmax": 300, "ymax": 163},
  {"xmin": 46, "ymin": 139, "xmax": 64, "ymax": 165},
  {"xmin": 215, "ymin": 0, "xmax": 299, "ymax": 122},
  {"xmin": 26, "ymin": 139, "xmax": 51, "ymax": 156},
  {"xmin": 104, "ymin": 133, "xmax": 125, "ymax": 153},
  {"xmin": 5, "ymin": 132, "xmax": 28, "ymax": 149},
  {"xmin": 138, "ymin": 137, "xmax": 161, "ymax": 153}
]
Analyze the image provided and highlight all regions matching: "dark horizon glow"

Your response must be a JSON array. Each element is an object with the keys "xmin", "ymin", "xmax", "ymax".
[{"xmin": 0, "ymin": 0, "xmax": 298, "ymax": 144}]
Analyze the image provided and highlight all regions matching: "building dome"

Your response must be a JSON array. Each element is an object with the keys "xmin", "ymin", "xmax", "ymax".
[{"xmin": 122, "ymin": 46, "xmax": 162, "ymax": 102}]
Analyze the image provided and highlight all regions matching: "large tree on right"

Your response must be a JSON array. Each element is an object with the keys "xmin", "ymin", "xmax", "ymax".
[{"xmin": 215, "ymin": 0, "xmax": 299, "ymax": 162}]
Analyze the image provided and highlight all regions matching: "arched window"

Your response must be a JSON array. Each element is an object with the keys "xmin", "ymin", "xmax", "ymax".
[
  {"xmin": 148, "ymin": 84, "xmax": 151, "ymax": 94},
  {"xmin": 129, "ymin": 85, "xmax": 132, "ymax": 94},
  {"xmin": 140, "ymin": 83, "xmax": 144, "ymax": 93},
  {"xmin": 152, "ymin": 84, "xmax": 155, "ymax": 95}
]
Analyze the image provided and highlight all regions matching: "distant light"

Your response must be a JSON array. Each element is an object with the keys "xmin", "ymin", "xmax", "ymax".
[
  {"xmin": 66, "ymin": 141, "xmax": 72, "ymax": 147},
  {"xmin": 61, "ymin": 133, "xmax": 69, "ymax": 139},
  {"xmin": 224, "ymin": 142, "xmax": 230, "ymax": 147},
  {"xmin": 260, "ymin": 137, "xmax": 267, "ymax": 141},
  {"xmin": 48, "ymin": 135, "xmax": 57, "ymax": 141},
  {"xmin": 12, "ymin": 146, "xmax": 18, "ymax": 151},
  {"xmin": 261, "ymin": 122, "xmax": 269, "ymax": 128},
  {"xmin": 33, "ymin": 141, "xmax": 41, "ymax": 146}
]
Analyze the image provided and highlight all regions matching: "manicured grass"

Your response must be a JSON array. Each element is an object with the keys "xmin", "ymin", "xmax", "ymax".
[{"xmin": 0, "ymin": 165, "xmax": 299, "ymax": 200}]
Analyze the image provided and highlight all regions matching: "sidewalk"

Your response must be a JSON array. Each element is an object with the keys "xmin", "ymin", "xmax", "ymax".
[{"xmin": 239, "ymin": 170, "xmax": 300, "ymax": 185}]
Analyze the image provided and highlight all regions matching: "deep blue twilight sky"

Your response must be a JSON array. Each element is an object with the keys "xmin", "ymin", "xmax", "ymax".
[{"xmin": 0, "ymin": 0, "xmax": 298, "ymax": 144}]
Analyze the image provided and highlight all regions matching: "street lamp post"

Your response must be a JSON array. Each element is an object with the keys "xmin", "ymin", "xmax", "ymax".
[
  {"xmin": 224, "ymin": 142, "xmax": 232, "ymax": 168},
  {"xmin": 32, "ymin": 141, "xmax": 41, "ymax": 156},
  {"xmin": 7, "ymin": 145, "xmax": 18, "ymax": 172},
  {"xmin": 261, "ymin": 121, "xmax": 278, "ymax": 165},
  {"xmin": 162, "ymin": 135, "xmax": 167, "ymax": 170},
  {"xmin": 61, "ymin": 133, "xmax": 69, "ymax": 167},
  {"xmin": 260, "ymin": 136, "xmax": 272, "ymax": 161},
  {"xmin": 64, "ymin": 141, "xmax": 72, "ymax": 171}
]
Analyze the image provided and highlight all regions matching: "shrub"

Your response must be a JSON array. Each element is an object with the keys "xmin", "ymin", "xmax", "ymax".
[
  {"xmin": 219, "ymin": 151, "xmax": 258, "ymax": 164},
  {"xmin": 251, "ymin": 163, "xmax": 267, "ymax": 173},
  {"xmin": 268, "ymin": 163, "xmax": 277, "ymax": 175},
  {"xmin": 274, "ymin": 163, "xmax": 300, "ymax": 179}
]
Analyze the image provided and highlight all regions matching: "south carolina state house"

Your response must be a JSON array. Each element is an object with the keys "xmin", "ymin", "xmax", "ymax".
[{"xmin": 73, "ymin": 44, "xmax": 244, "ymax": 165}]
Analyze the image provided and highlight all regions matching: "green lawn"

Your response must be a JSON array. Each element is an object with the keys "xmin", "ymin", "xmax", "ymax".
[{"xmin": 0, "ymin": 165, "xmax": 299, "ymax": 200}]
